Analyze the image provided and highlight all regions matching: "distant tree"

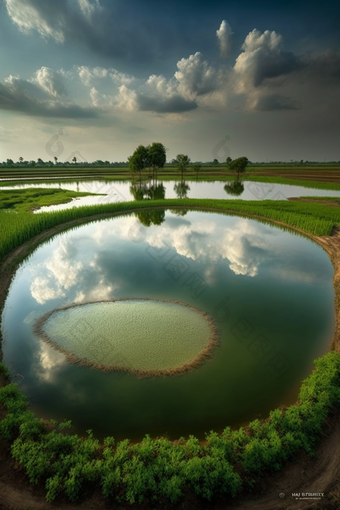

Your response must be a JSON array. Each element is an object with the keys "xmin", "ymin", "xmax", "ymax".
[
  {"xmin": 72, "ymin": 156, "xmax": 77, "ymax": 164},
  {"xmin": 229, "ymin": 157, "xmax": 248, "ymax": 181},
  {"xmin": 54, "ymin": 156, "xmax": 58, "ymax": 165},
  {"xmin": 174, "ymin": 154, "xmax": 191, "ymax": 181},
  {"xmin": 224, "ymin": 180, "xmax": 244, "ymax": 196},
  {"xmin": 128, "ymin": 145, "xmax": 149, "ymax": 182},
  {"xmin": 18, "ymin": 157, "xmax": 23, "ymax": 164},
  {"xmin": 212, "ymin": 158, "xmax": 219, "ymax": 166},
  {"xmin": 147, "ymin": 142, "xmax": 167, "ymax": 180},
  {"xmin": 37, "ymin": 158, "xmax": 44, "ymax": 165},
  {"xmin": 6, "ymin": 159, "xmax": 14, "ymax": 166},
  {"xmin": 29, "ymin": 160, "xmax": 36, "ymax": 167},
  {"xmin": 192, "ymin": 162, "xmax": 202, "ymax": 179},
  {"xmin": 226, "ymin": 156, "xmax": 232, "ymax": 167},
  {"xmin": 104, "ymin": 160, "xmax": 110, "ymax": 165}
]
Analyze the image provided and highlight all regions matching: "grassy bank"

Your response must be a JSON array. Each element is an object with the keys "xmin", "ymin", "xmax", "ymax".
[
  {"xmin": 1, "ymin": 196, "xmax": 340, "ymax": 505},
  {"xmin": 0, "ymin": 187, "xmax": 98, "ymax": 212},
  {"xmin": 244, "ymin": 175, "xmax": 340, "ymax": 191},
  {"xmin": 1, "ymin": 198, "xmax": 340, "ymax": 262}
]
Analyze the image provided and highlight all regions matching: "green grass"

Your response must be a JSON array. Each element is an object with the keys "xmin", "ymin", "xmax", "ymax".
[
  {"xmin": 0, "ymin": 188, "xmax": 99, "ymax": 213},
  {"xmin": 244, "ymin": 175, "xmax": 340, "ymax": 191},
  {"xmin": 1, "ymin": 198, "xmax": 339, "ymax": 262}
]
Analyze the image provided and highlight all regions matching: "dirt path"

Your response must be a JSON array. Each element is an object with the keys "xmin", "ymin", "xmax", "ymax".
[
  {"xmin": 1, "ymin": 206, "xmax": 340, "ymax": 510},
  {"xmin": 288, "ymin": 198, "xmax": 340, "ymax": 207}
]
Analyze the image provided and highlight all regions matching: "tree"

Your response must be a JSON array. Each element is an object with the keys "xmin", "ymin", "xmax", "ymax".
[
  {"xmin": 224, "ymin": 180, "xmax": 244, "ymax": 196},
  {"xmin": 54, "ymin": 156, "xmax": 58, "ymax": 165},
  {"xmin": 212, "ymin": 158, "xmax": 219, "ymax": 166},
  {"xmin": 192, "ymin": 163, "xmax": 202, "ymax": 179},
  {"xmin": 147, "ymin": 143, "xmax": 166, "ymax": 180},
  {"xmin": 229, "ymin": 157, "xmax": 248, "ymax": 181},
  {"xmin": 18, "ymin": 157, "xmax": 23, "ymax": 164},
  {"xmin": 226, "ymin": 156, "xmax": 232, "ymax": 167},
  {"xmin": 72, "ymin": 156, "xmax": 77, "ymax": 164},
  {"xmin": 6, "ymin": 159, "xmax": 14, "ymax": 166},
  {"xmin": 174, "ymin": 154, "xmax": 191, "ymax": 181},
  {"xmin": 37, "ymin": 158, "xmax": 44, "ymax": 165},
  {"xmin": 128, "ymin": 145, "xmax": 149, "ymax": 182}
]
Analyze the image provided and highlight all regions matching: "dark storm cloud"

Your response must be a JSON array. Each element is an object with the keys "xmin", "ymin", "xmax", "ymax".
[
  {"xmin": 253, "ymin": 94, "xmax": 300, "ymax": 111},
  {"xmin": 0, "ymin": 81, "xmax": 98, "ymax": 118},
  {"xmin": 137, "ymin": 94, "xmax": 198, "ymax": 113},
  {"xmin": 253, "ymin": 51, "xmax": 303, "ymax": 87},
  {"xmin": 4, "ymin": 0, "xmax": 188, "ymax": 64},
  {"xmin": 300, "ymin": 50, "xmax": 340, "ymax": 81}
]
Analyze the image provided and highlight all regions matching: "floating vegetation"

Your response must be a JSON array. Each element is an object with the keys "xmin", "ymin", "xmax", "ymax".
[{"xmin": 34, "ymin": 299, "xmax": 219, "ymax": 378}]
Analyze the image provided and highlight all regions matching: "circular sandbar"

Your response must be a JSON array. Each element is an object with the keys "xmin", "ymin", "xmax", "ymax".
[{"xmin": 33, "ymin": 299, "xmax": 219, "ymax": 378}]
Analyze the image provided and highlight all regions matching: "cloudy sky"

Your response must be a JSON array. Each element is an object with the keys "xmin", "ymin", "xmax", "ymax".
[{"xmin": 0, "ymin": 0, "xmax": 339, "ymax": 163}]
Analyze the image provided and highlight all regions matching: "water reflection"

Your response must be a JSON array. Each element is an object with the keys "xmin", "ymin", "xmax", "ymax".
[
  {"xmin": 1, "ymin": 179, "xmax": 340, "ymax": 212},
  {"xmin": 224, "ymin": 180, "xmax": 245, "ymax": 197},
  {"xmin": 2, "ymin": 211, "xmax": 335, "ymax": 440},
  {"xmin": 174, "ymin": 181, "xmax": 190, "ymax": 199}
]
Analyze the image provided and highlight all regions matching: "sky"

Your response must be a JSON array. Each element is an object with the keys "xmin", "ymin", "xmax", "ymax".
[{"xmin": 0, "ymin": 0, "xmax": 339, "ymax": 163}]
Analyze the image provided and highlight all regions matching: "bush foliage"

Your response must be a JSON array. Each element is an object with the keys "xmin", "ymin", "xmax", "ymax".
[{"xmin": 0, "ymin": 351, "xmax": 339, "ymax": 504}]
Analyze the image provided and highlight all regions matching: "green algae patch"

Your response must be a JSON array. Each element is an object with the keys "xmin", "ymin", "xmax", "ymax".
[{"xmin": 34, "ymin": 299, "xmax": 219, "ymax": 377}]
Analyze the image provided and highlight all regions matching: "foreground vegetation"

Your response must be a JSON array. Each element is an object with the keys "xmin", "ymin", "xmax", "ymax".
[
  {"xmin": 1, "ymin": 193, "xmax": 340, "ymax": 505},
  {"xmin": 1, "ymin": 351, "xmax": 340, "ymax": 504}
]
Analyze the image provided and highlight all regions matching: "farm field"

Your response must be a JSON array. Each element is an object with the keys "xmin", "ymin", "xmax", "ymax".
[{"xmin": 1, "ymin": 169, "xmax": 340, "ymax": 509}]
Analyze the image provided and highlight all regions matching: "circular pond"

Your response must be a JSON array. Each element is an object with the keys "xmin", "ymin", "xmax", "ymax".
[
  {"xmin": 1, "ymin": 210, "xmax": 335, "ymax": 441},
  {"xmin": 34, "ymin": 299, "xmax": 217, "ymax": 376}
]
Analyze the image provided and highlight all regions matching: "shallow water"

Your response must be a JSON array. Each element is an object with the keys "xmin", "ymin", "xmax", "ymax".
[
  {"xmin": 1, "ymin": 210, "xmax": 335, "ymax": 441},
  {"xmin": 1, "ymin": 179, "xmax": 340, "ymax": 212}
]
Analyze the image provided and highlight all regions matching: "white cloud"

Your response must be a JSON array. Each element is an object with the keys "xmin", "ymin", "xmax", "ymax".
[
  {"xmin": 145, "ymin": 217, "xmax": 270, "ymax": 277},
  {"xmin": 175, "ymin": 52, "xmax": 221, "ymax": 98},
  {"xmin": 232, "ymin": 29, "xmax": 303, "ymax": 110},
  {"xmin": 78, "ymin": 0, "xmax": 102, "ymax": 20},
  {"xmin": 34, "ymin": 343, "xmax": 66, "ymax": 383},
  {"xmin": 30, "ymin": 238, "xmax": 83, "ymax": 304},
  {"xmin": 32, "ymin": 67, "xmax": 67, "ymax": 97},
  {"xmin": 114, "ymin": 85, "xmax": 138, "ymax": 112},
  {"xmin": 5, "ymin": 0, "xmax": 65, "ymax": 43},
  {"xmin": 216, "ymin": 20, "xmax": 233, "ymax": 58}
]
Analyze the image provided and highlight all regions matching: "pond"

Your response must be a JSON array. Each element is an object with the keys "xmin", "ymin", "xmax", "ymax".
[
  {"xmin": 1, "ymin": 210, "xmax": 335, "ymax": 441},
  {"xmin": 1, "ymin": 179, "xmax": 340, "ymax": 212}
]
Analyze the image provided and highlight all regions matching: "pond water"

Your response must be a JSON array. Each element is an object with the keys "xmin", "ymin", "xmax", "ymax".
[
  {"xmin": 1, "ymin": 210, "xmax": 335, "ymax": 441},
  {"xmin": 1, "ymin": 179, "xmax": 340, "ymax": 212}
]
